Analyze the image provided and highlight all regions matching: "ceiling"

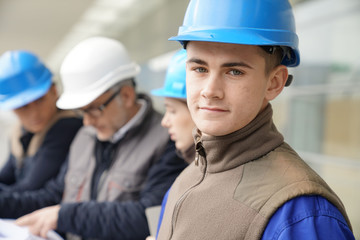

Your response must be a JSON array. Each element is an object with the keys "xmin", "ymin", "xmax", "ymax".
[{"xmin": 0, "ymin": 0, "xmax": 93, "ymax": 61}]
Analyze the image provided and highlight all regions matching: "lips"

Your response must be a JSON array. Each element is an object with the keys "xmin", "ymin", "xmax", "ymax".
[
  {"xmin": 96, "ymin": 126, "xmax": 105, "ymax": 131},
  {"xmin": 29, "ymin": 119, "xmax": 43, "ymax": 126},
  {"xmin": 168, "ymin": 131, "xmax": 176, "ymax": 141},
  {"xmin": 199, "ymin": 106, "xmax": 227, "ymax": 112}
]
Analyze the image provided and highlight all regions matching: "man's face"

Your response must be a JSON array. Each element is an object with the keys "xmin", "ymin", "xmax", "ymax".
[
  {"xmin": 81, "ymin": 89, "xmax": 131, "ymax": 141},
  {"xmin": 14, "ymin": 85, "xmax": 58, "ymax": 133},
  {"xmin": 186, "ymin": 41, "xmax": 272, "ymax": 137}
]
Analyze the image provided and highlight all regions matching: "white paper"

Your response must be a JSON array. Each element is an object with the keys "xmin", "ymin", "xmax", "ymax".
[
  {"xmin": 0, "ymin": 219, "xmax": 63, "ymax": 240},
  {"xmin": 145, "ymin": 205, "xmax": 161, "ymax": 236}
]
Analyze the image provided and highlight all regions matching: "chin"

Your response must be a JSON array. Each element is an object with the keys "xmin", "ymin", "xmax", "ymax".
[
  {"xmin": 176, "ymin": 143, "xmax": 184, "ymax": 152},
  {"xmin": 197, "ymin": 123, "xmax": 223, "ymax": 137},
  {"xmin": 198, "ymin": 118, "xmax": 240, "ymax": 136},
  {"xmin": 200, "ymin": 127, "xmax": 232, "ymax": 137},
  {"xmin": 26, "ymin": 125, "xmax": 44, "ymax": 134},
  {"xmin": 97, "ymin": 133, "xmax": 112, "ymax": 141}
]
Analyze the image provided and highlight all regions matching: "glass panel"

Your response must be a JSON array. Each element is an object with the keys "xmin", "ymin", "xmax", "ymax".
[{"xmin": 273, "ymin": 0, "xmax": 360, "ymax": 237}]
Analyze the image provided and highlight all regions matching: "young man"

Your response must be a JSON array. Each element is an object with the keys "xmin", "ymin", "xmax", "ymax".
[
  {"xmin": 0, "ymin": 50, "xmax": 82, "ymax": 192},
  {"xmin": 0, "ymin": 37, "xmax": 187, "ymax": 240},
  {"xmin": 157, "ymin": 0, "xmax": 355, "ymax": 239}
]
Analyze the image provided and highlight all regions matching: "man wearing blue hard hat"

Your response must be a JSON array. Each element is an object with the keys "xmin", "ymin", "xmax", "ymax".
[
  {"xmin": 0, "ymin": 50, "xmax": 82, "ymax": 193},
  {"xmin": 157, "ymin": 0, "xmax": 355, "ymax": 239}
]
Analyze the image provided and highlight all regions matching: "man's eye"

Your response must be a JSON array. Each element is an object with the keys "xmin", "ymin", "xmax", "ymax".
[
  {"xmin": 165, "ymin": 107, "xmax": 176, "ymax": 114},
  {"xmin": 229, "ymin": 69, "xmax": 242, "ymax": 75},
  {"xmin": 168, "ymin": 108, "xmax": 177, "ymax": 114},
  {"xmin": 195, "ymin": 67, "xmax": 207, "ymax": 73},
  {"xmin": 34, "ymin": 96, "xmax": 46, "ymax": 104}
]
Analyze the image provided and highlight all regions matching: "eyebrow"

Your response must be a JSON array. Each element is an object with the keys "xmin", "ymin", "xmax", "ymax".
[
  {"xmin": 187, "ymin": 58, "xmax": 207, "ymax": 66},
  {"xmin": 187, "ymin": 58, "xmax": 253, "ymax": 69},
  {"xmin": 222, "ymin": 62, "xmax": 253, "ymax": 69}
]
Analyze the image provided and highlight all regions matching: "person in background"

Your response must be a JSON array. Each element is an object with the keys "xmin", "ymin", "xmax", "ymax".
[
  {"xmin": 152, "ymin": 49, "xmax": 195, "ymax": 164},
  {"xmin": 147, "ymin": 49, "xmax": 195, "ymax": 240},
  {"xmin": 0, "ymin": 36, "xmax": 187, "ymax": 240},
  {"xmin": 0, "ymin": 50, "xmax": 82, "ymax": 192},
  {"xmin": 156, "ymin": 0, "xmax": 355, "ymax": 239}
]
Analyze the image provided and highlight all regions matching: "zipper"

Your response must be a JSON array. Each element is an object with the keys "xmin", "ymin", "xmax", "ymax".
[{"xmin": 168, "ymin": 139, "xmax": 207, "ymax": 239}]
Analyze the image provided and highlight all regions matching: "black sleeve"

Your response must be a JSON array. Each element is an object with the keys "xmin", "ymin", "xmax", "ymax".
[
  {"xmin": 0, "ymin": 154, "xmax": 17, "ymax": 186},
  {"xmin": 0, "ymin": 158, "xmax": 67, "ymax": 219},
  {"xmin": 57, "ymin": 140, "xmax": 188, "ymax": 240},
  {"xmin": 0, "ymin": 118, "xmax": 82, "ymax": 192}
]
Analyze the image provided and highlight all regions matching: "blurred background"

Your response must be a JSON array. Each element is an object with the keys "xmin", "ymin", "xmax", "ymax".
[{"xmin": 0, "ymin": 0, "xmax": 359, "ymax": 237}]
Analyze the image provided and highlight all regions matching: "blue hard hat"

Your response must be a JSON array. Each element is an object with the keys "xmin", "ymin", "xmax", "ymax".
[
  {"xmin": 169, "ymin": 0, "xmax": 300, "ymax": 67},
  {"xmin": 151, "ymin": 49, "xmax": 187, "ymax": 99},
  {"xmin": 0, "ymin": 50, "xmax": 53, "ymax": 110}
]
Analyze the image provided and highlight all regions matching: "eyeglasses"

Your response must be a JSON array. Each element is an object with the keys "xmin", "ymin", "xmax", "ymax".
[{"xmin": 74, "ymin": 89, "xmax": 121, "ymax": 118}]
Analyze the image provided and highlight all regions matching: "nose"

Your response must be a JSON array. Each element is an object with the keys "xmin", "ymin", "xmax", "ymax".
[
  {"xmin": 23, "ymin": 102, "xmax": 41, "ymax": 116},
  {"xmin": 83, "ymin": 113, "xmax": 96, "ymax": 126},
  {"xmin": 200, "ymin": 73, "xmax": 224, "ymax": 100},
  {"xmin": 161, "ymin": 112, "xmax": 170, "ymax": 128}
]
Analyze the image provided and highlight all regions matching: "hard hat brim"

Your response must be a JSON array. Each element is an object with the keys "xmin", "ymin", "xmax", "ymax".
[
  {"xmin": 56, "ymin": 86, "xmax": 108, "ymax": 110},
  {"xmin": 0, "ymin": 80, "xmax": 52, "ymax": 110},
  {"xmin": 151, "ymin": 88, "xmax": 186, "ymax": 99},
  {"xmin": 169, "ymin": 28, "xmax": 300, "ymax": 67}
]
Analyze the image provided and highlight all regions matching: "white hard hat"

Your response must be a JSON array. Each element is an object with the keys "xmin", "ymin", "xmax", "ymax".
[{"xmin": 56, "ymin": 36, "xmax": 140, "ymax": 109}]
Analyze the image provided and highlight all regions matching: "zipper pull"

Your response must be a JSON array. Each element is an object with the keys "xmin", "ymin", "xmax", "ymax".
[
  {"xmin": 195, "ymin": 137, "xmax": 206, "ymax": 166},
  {"xmin": 195, "ymin": 152, "xmax": 200, "ymax": 166}
]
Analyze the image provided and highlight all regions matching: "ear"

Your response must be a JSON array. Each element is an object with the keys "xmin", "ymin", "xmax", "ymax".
[
  {"xmin": 119, "ymin": 85, "xmax": 136, "ymax": 107},
  {"xmin": 49, "ymin": 84, "xmax": 58, "ymax": 96},
  {"xmin": 265, "ymin": 65, "xmax": 288, "ymax": 101}
]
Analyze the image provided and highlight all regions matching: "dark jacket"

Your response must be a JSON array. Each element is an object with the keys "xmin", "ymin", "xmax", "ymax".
[
  {"xmin": 0, "ymin": 95, "xmax": 188, "ymax": 240},
  {"xmin": 0, "ymin": 110, "xmax": 82, "ymax": 192},
  {"xmin": 0, "ymin": 140, "xmax": 186, "ymax": 240},
  {"xmin": 0, "ymin": 158, "xmax": 67, "ymax": 218},
  {"xmin": 58, "ymin": 139, "xmax": 186, "ymax": 239}
]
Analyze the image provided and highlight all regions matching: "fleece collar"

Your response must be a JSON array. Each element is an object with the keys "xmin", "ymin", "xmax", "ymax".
[{"xmin": 193, "ymin": 104, "xmax": 284, "ymax": 173}]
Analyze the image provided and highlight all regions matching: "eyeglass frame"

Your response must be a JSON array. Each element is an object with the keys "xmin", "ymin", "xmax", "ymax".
[{"xmin": 74, "ymin": 88, "xmax": 122, "ymax": 118}]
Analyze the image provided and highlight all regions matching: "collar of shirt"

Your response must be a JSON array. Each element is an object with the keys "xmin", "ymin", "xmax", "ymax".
[{"xmin": 110, "ymin": 98, "xmax": 147, "ymax": 143}]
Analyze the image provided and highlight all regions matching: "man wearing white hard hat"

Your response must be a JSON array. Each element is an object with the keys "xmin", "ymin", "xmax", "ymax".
[{"xmin": 0, "ymin": 37, "xmax": 187, "ymax": 240}]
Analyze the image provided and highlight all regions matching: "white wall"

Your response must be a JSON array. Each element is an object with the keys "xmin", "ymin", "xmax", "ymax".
[{"xmin": 0, "ymin": 111, "xmax": 16, "ymax": 168}]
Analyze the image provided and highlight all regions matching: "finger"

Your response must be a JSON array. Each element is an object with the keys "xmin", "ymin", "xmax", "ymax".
[
  {"xmin": 16, "ymin": 214, "xmax": 35, "ymax": 226},
  {"xmin": 28, "ymin": 217, "xmax": 44, "ymax": 236},
  {"xmin": 40, "ymin": 224, "xmax": 50, "ymax": 239},
  {"xmin": 40, "ymin": 215, "xmax": 57, "ymax": 238}
]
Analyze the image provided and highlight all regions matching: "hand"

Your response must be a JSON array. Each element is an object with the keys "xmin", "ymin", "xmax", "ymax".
[
  {"xmin": 15, "ymin": 205, "xmax": 61, "ymax": 238},
  {"xmin": 146, "ymin": 236, "xmax": 155, "ymax": 240}
]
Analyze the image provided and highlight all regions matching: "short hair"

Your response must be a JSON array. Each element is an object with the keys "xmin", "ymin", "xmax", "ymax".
[
  {"xmin": 258, "ymin": 46, "xmax": 285, "ymax": 75},
  {"xmin": 109, "ymin": 78, "xmax": 136, "ymax": 93}
]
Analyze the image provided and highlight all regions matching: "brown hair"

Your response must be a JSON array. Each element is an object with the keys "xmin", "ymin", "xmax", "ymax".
[{"xmin": 258, "ymin": 46, "xmax": 284, "ymax": 75}]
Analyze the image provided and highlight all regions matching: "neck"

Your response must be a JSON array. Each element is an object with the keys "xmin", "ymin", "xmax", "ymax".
[{"xmin": 178, "ymin": 144, "xmax": 196, "ymax": 164}]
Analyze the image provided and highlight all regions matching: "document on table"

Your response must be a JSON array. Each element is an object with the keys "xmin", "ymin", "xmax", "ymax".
[
  {"xmin": 145, "ymin": 205, "xmax": 162, "ymax": 236},
  {"xmin": 0, "ymin": 219, "xmax": 63, "ymax": 240}
]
